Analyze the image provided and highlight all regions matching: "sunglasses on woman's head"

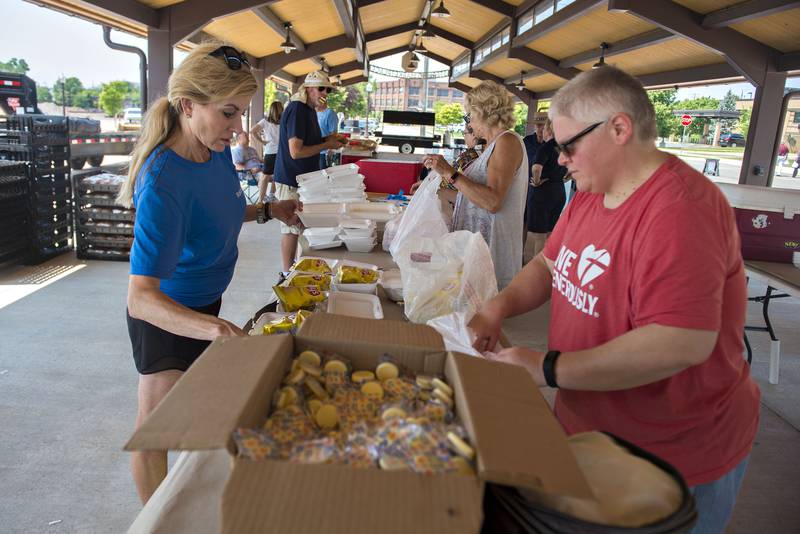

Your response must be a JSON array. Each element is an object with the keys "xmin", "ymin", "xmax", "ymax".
[
  {"xmin": 554, "ymin": 121, "xmax": 605, "ymax": 157},
  {"xmin": 208, "ymin": 46, "xmax": 250, "ymax": 70},
  {"xmin": 462, "ymin": 113, "xmax": 471, "ymax": 124}
]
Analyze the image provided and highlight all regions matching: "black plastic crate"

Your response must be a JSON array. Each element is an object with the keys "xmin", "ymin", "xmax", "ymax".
[
  {"xmin": 0, "ymin": 242, "xmax": 29, "ymax": 265},
  {"xmin": 30, "ymin": 172, "xmax": 71, "ymax": 190},
  {"xmin": 31, "ymin": 202, "xmax": 72, "ymax": 221},
  {"xmin": 30, "ymin": 188, "xmax": 71, "ymax": 206},
  {"xmin": 0, "ymin": 128, "xmax": 69, "ymax": 147},
  {"xmin": 27, "ymin": 240, "xmax": 73, "ymax": 265},
  {"xmin": 75, "ymin": 173, "xmax": 126, "ymax": 194},
  {"xmin": 78, "ymin": 207, "xmax": 135, "ymax": 223},
  {"xmin": 77, "ymin": 233, "xmax": 133, "ymax": 249},
  {"xmin": 78, "ymin": 221, "xmax": 134, "ymax": 236},
  {"xmin": 75, "ymin": 193, "xmax": 122, "ymax": 208},
  {"xmin": 0, "ymin": 145, "xmax": 70, "ymax": 175},
  {"xmin": 0, "ymin": 174, "xmax": 29, "ymax": 200},
  {"xmin": 2, "ymin": 115, "xmax": 69, "ymax": 134},
  {"xmin": 76, "ymin": 247, "xmax": 130, "ymax": 261},
  {"xmin": 0, "ymin": 160, "xmax": 28, "ymax": 177}
]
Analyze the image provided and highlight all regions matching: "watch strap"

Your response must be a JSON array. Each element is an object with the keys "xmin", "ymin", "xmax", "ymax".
[{"xmin": 543, "ymin": 350, "xmax": 561, "ymax": 388}]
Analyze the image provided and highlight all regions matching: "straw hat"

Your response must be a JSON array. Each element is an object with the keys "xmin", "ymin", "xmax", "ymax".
[{"xmin": 291, "ymin": 71, "xmax": 335, "ymax": 103}]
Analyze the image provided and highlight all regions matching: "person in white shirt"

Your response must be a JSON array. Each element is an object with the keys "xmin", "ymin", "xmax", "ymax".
[{"xmin": 250, "ymin": 100, "xmax": 283, "ymax": 200}]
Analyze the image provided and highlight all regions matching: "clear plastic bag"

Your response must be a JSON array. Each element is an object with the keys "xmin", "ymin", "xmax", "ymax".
[
  {"xmin": 388, "ymin": 172, "xmax": 449, "ymax": 259},
  {"xmin": 395, "ymin": 231, "xmax": 498, "ymax": 323}
]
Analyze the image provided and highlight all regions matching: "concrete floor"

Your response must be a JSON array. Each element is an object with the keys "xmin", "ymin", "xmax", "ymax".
[{"xmin": 1, "ymin": 220, "xmax": 799, "ymax": 533}]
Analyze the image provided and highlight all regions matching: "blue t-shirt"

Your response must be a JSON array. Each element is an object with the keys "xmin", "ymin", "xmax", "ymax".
[
  {"xmin": 130, "ymin": 145, "xmax": 246, "ymax": 307},
  {"xmin": 274, "ymin": 100, "xmax": 323, "ymax": 187},
  {"xmin": 522, "ymin": 133, "xmax": 542, "ymax": 179},
  {"xmin": 317, "ymin": 108, "xmax": 338, "ymax": 155},
  {"xmin": 231, "ymin": 144, "xmax": 261, "ymax": 171}
]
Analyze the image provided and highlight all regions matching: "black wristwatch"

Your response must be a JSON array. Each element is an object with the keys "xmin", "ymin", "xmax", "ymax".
[
  {"xmin": 256, "ymin": 201, "xmax": 271, "ymax": 224},
  {"xmin": 448, "ymin": 171, "xmax": 461, "ymax": 184},
  {"xmin": 543, "ymin": 350, "xmax": 562, "ymax": 388}
]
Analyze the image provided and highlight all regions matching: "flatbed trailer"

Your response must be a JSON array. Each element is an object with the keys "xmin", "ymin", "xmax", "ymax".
[{"xmin": 375, "ymin": 110, "xmax": 440, "ymax": 154}]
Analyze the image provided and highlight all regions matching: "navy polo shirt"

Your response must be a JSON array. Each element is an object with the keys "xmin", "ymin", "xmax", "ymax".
[{"xmin": 274, "ymin": 100, "xmax": 323, "ymax": 187}]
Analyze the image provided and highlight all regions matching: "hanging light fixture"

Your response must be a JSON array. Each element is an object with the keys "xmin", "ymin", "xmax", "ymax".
[
  {"xmin": 280, "ymin": 22, "xmax": 297, "ymax": 54},
  {"xmin": 415, "ymin": 35, "xmax": 428, "ymax": 54},
  {"xmin": 432, "ymin": 0, "xmax": 451, "ymax": 18},
  {"xmin": 515, "ymin": 71, "xmax": 526, "ymax": 91},
  {"xmin": 592, "ymin": 42, "xmax": 609, "ymax": 69}
]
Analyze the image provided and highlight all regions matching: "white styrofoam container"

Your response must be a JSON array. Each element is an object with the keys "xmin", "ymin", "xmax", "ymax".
[
  {"xmin": 308, "ymin": 240, "xmax": 343, "ymax": 250},
  {"xmin": 342, "ymin": 235, "xmax": 377, "ymax": 253},
  {"xmin": 326, "ymin": 291, "xmax": 384, "ymax": 319},
  {"xmin": 345, "ymin": 202, "xmax": 400, "ymax": 222},
  {"xmin": 329, "ymin": 173, "xmax": 365, "ymax": 188},
  {"xmin": 341, "ymin": 226, "xmax": 376, "ymax": 238},
  {"xmin": 380, "ymin": 269, "xmax": 403, "ymax": 302},
  {"xmin": 296, "ymin": 169, "xmax": 328, "ymax": 186},
  {"xmin": 303, "ymin": 227, "xmax": 340, "ymax": 239},
  {"xmin": 323, "ymin": 163, "xmax": 360, "ymax": 176},
  {"xmin": 248, "ymin": 312, "xmax": 294, "ymax": 335},
  {"xmin": 297, "ymin": 203, "xmax": 345, "ymax": 228},
  {"xmin": 332, "ymin": 260, "xmax": 380, "ymax": 293},
  {"xmin": 340, "ymin": 218, "xmax": 375, "ymax": 230}
]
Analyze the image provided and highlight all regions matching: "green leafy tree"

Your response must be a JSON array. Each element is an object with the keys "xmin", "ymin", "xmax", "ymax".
[
  {"xmin": 434, "ymin": 101, "xmax": 464, "ymax": 128},
  {"xmin": 99, "ymin": 81, "xmax": 128, "ymax": 117},
  {"xmin": 74, "ymin": 88, "xmax": 101, "ymax": 110},
  {"xmin": 327, "ymin": 83, "xmax": 366, "ymax": 120},
  {"xmin": 513, "ymin": 103, "xmax": 529, "ymax": 135},
  {"xmin": 649, "ymin": 89, "xmax": 677, "ymax": 106},
  {"xmin": 53, "ymin": 76, "xmax": 84, "ymax": 107},
  {"xmin": 719, "ymin": 89, "xmax": 739, "ymax": 133},
  {"xmin": 738, "ymin": 109, "xmax": 751, "ymax": 138},
  {"xmin": 36, "ymin": 85, "xmax": 53, "ymax": 103},
  {"xmin": 648, "ymin": 90, "xmax": 678, "ymax": 141},
  {"xmin": 676, "ymin": 96, "xmax": 719, "ymax": 138},
  {"xmin": 0, "ymin": 58, "xmax": 30, "ymax": 74}
]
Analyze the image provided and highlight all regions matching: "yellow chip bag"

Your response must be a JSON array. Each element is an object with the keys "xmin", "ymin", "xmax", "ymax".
[
  {"xmin": 263, "ymin": 316, "xmax": 295, "ymax": 335},
  {"xmin": 289, "ymin": 274, "xmax": 331, "ymax": 290},
  {"xmin": 337, "ymin": 265, "xmax": 379, "ymax": 284},
  {"xmin": 274, "ymin": 285, "xmax": 327, "ymax": 312},
  {"xmin": 292, "ymin": 258, "xmax": 333, "ymax": 274},
  {"xmin": 293, "ymin": 310, "xmax": 312, "ymax": 328}
]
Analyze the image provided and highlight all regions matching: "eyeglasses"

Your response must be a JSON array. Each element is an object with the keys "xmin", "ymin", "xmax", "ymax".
[
  {"xmin": 554, "ymin": 121, "xmax": 604, "ymax": 157},
  {"xmin": 208, "ymin": 46, "xmax": 250, "ymax": 70},
  {"xmin": 462, "ymin": 113, "xmax": 471, "ymax": 124},
  {"xmin": 317, "ymin": 86, "xmax": 333, "ymax": 93}
]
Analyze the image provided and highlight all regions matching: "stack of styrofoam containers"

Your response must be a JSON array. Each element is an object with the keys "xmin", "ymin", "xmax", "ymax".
[
  {"xmin": 340, "ymin": 218, "xmax": 377, "ymax": 253},
  {"xmin": 302, "ymin": 226, "xmax": 342, "ymax": 249},
  {"xmin": 296, "ymin": 164, "xmax": 367, "ymax": 204}
]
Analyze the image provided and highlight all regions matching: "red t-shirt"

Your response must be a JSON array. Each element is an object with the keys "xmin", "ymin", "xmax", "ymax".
[{"xmin": 542, "ymin": 155, "xmax": 760, "ymax": 486}]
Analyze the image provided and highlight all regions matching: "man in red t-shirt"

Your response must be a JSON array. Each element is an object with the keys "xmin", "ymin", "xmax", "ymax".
[{"xmin": 469, "ymin": 66, "xmax": 759, "ymax": 533}]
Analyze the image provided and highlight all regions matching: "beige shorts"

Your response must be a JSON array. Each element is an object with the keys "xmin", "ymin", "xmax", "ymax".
[{"xmin": 275, "ymin": 183, "xmax": 301, "ymax": 234}]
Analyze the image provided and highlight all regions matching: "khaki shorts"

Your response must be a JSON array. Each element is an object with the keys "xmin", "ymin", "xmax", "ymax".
[{"xmin": 275, "ymin": 183, "xmax": 301, "ymax": 234}]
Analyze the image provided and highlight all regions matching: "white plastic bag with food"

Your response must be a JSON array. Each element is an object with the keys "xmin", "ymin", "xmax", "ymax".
[
  {"xmin": 388, "ymin": 172, "xmax": 448, "ymax": 258},
  {"xmin": 382, "ymin": 212, "xmax": 403, "ymax": 252},
  {"xmin": 427, "ymin": 311, "xmax": 482, "ymax": 357},
  {"xmin": 396, "ymin": 230, "xmax": 498, "ymax": 324}
]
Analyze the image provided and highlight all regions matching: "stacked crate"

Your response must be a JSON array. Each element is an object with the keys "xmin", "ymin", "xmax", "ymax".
[
  {"xmin": 74, "ymin": 171, "xmax": 135, "ymax": 261},
  {"xmin": 0, "ymin": 115, "xmax": 73, "ymax": 264},
  {"xmin": 0, "ymin": 161, "xmax": 31, "ymax": 264}
]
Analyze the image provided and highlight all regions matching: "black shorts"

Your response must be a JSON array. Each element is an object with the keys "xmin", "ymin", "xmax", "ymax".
[
  {"xmin": 126, "ymin": 298, "xmax": 222, "ymax": 375},
  {"xmin": 263, "ymin": 154, "xmax": 276, "ymax": 175}
]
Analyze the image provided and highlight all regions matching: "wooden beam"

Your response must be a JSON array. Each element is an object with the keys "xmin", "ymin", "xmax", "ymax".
[
  {"xmin": 251, "ymin": 6, "xmax": 306, "ymax": 51},
  {"xmin": 356, "ymin": 0, "xmax": 383, "ymax": 7},
  {"xmin": 333, "ymin": 0, "xmax": 356, "ymax": 38},
  {"xmin": 779, "ymin": 51, "xmax": 800, "ymax": 72},
  {"xmin": 449, "ymin": 81, "xmax": 472, "ymax": 94},
  {"xmin": 471, "ymin": 69, "xmax": 535, "ymax": 102},
  {"xmin": 261, "ymin": 34, "xmax": 355, "ymax": 76},
  {"xmin": 512, "ymin": 0, "xmax": 605, "ymax": 48},
  {"xmin": 637, "ymin": 62, "xmax": 741, "ymax": 88},
  {"xmin": 418, "ymin": 51, "xmax": 453, "ymax": 67},
  {"xmin": 558, "ymin": 29, "xmax": 676, "ymax": 68},
  {"xmin": 369, "ymin": 45, "xmax": 410, "ymax": 61},
  {"xmin": 165, "ymin": 0, "xmax": 278, "ymax": 45},
  {"xmin": 465, "ymin": 0, "xmax": 515, "ymax": 18},
  {"xmin": 508, "ymin": 47, "xmax": 581, "ymax": 80},
  {"xmin": 365, "ymin": 21, "xmax": 419, "ymax": 42},
  {"xmin": 186, "ymin": 30, "xmax": 216, "ymax": 46},
  {"xmin": 608, "ymin": 0, "xmax": 781, "ymax": 86},
  {"xmin": 424, "ymin": 23, "xmax": 473, "ymax": 49},
  {"xmin": 503, "ymin": 68, "xmax": 546, "ymax": 85},
  {"xmin": 329, "ymin": 60, "xmax": 363, "ymax": 76},
  {"xmin": 341, "ymin": 74, "xmax": 368, "ymax": 87},
  {"xmin": 71, "ymin": 0, "xmax": 159, "ymax": 27},
  {"xmin": 702, "ymin": 0, "xmax": 800, "ymax": 29},
  {"xmin": 271, "ymin": 69, "xmax": 298, "ymax": 85}
]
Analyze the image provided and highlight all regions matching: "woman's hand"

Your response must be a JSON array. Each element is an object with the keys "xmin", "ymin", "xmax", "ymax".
[
  {"xmin": 484, "ymin": 347, "xmax": 545, "ymax": 385},
  {"xmin": 270, "ymin": 199, "xmax": 303, "ymax": 226},
  {"xmin": 409, "ymin": 181, "xmax": 422, "ymax": 194},
  {"xmin": 324, "ymin": 134, "xmax": 345, "ymax": 151},
  {"xmin": 422, "ymin": 154, "xmax": 455, "ymax": 181},
  {"xmin": 467, "ymin": 308, "xmax": 503, "ymax": 353}
]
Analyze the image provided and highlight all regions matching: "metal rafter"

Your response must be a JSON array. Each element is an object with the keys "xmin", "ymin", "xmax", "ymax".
[
  {"xmin": 251, "ymin": 6, "xmax": 306, "ymax": 51},
  {"xmin": 341, "ymin": 74, "xmax": 368, "ymax": 86},
  {"xmin": 558, "ymin": 29, "xmax": 677, "ymax": 69},
  {"xmin": 418, "ymin": 51, "xmax": 453, "ymax": 67},
  {"xmin": 424, "ymin": 23, "xmax": 474, "ymax": 49},
  {"xmin": 512, "ymin": 0, "xmax": 605, "ymax": 48},
  {"xmin": 448, "ymin": 81, "xmax": 473, "ymax": 94},
  {"xmin": 356, "ymin": 0, "xmax": 383, "ymax": 7},
  {"xmin": 329, "ymin": 60, "xmax": 364, "ymax": 76},
  {"xmin": 365, "ymin": 21, "xmax": 420, "ymax": 42},
  {"xmin": 502, "ymin": 68, "xmax": 546, "ymax": 85},
  {"xmin": 370, "ymin": 46, "xmax": 411, "ymax": 61},
  {"xmin": 702, "ymin": 0, "xmax": 800, "ymax": 29},
  {"xmin": 608, "ymin": 0, "xmax": 782, "ymax": 85},
  {"xmin": 508, "ymin": 47, "xmax": 581, "ymax": 80}
]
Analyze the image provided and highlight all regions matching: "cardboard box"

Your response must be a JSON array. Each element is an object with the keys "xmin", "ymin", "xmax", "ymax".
[{"xmin": 127, "ymin": 314, "xmax": 589, "ymax": 534}]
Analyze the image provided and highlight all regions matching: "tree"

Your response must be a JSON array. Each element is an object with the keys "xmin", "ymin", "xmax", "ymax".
[
  {"xmin": 719, "ymin": 89, "xmax": 739, "ymax": 133},
  {"xmin": 99, "ymin": 81, "xmax": 129, "ymax": 117},
  {"xmin": 53, "ymin": 76, "xmax": 84, "ymax": 107},
  {"xmin": 74, "ymin": 88, "xmax": 101, "ymax": 110},
  {"xmin": 37, "ymin": 85, "xmax": 53, "ymax": 103},
  {"xmin": 326, "ymin": 83, "xmax": 366, "ymax": 119},
  {"xmin": 649, "ymin": 89, "xmax": 677, "ymax": 106},
  {"xmin": 434, "ymin": 101, "xmax": 463, "ymax": 128},
  {"xmin": 0, "ymin": 58, "xmax": 30, "ymax": 74},
  {"xmin": 648, "ymin": 89, "xmax": 679, "ymax": 141},
  {"xmin": 675, "ymin": 96, "xmax": 719, "ymax": 138},
  {"xmin": 738, "ymin": 109, "xmax": 751, "ymax": 138},
  {"xmin": 513, "ymin": 103, "xmax": 529, "ymax": 135}
]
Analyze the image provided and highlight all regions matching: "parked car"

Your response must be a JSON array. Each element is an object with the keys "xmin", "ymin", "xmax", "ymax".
[
  {"xmin": 719, "ymin": 132, "xmax": 746, "ymax": 147},
  {"xmin": 120, "ymin": 107, "xmax": 142, "ymax": 130}
]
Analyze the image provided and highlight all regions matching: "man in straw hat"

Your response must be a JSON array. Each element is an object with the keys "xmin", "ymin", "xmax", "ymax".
[{"xmin": 274, "ymin": 71, "xmax": 345, "ymax": 276}]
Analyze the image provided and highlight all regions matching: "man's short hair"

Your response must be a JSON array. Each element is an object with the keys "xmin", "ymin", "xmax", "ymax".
[{"xmin": 549, "ymin": 66, "xmax": 657, "ymax": 143}]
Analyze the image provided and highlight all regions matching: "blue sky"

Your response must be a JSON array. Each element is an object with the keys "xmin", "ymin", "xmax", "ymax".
[{"xmin": 3, "ymin": 0, "xmax": 795, "ymax": 99}]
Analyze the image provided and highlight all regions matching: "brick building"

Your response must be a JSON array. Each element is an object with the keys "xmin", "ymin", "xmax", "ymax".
[{"xmin": 371, "ymin": 78, "xmax": 465, "ymax": 112}]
